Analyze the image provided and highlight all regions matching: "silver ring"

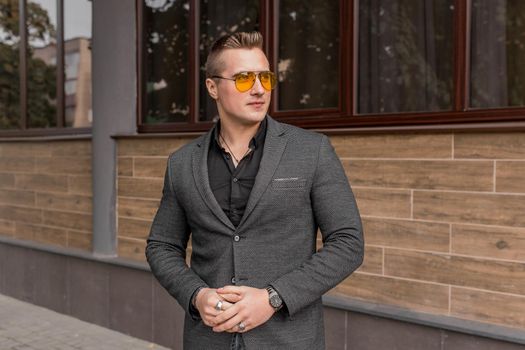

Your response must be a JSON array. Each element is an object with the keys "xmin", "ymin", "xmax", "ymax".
[
  {"xmin": 238, "ymin": 322, "xmax": 246, "ymax": 331},
  {"xmin": 214, "ymin": 300, "xmax": 223, "ymax": 311}
]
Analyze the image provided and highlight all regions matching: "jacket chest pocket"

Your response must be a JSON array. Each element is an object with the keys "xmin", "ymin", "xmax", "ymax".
[
  {"xmin": 264, "ymin": 177, "xmax": 309, "ymax": 209},
  {"xmin": 271, "ymin": 177, "xmax": 307, "ymax": 189}
]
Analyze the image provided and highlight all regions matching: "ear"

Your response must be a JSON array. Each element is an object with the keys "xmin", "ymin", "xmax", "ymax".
[{"xmin": 206, "ymin": 78, "xmax": 218, "ymax": 100}]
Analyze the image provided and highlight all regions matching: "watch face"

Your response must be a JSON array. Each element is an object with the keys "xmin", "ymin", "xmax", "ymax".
[{"xmin": 270, "ymin": 294, "xmax": 282, "ymax": 308}]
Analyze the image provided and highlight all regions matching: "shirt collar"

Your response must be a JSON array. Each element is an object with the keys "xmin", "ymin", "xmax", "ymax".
[{"xmin": 213, "ymin": 116, "xmax": 267, "ymax": 151}]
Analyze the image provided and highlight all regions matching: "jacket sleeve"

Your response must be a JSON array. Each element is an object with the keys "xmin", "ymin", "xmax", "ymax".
[
  {"xmin": 145, "ymin": 155, "xmax": 208, "ymax": 318},
  {"xmin": 270, "ymin": 135, "xmax": 364, "ymax": 317}
]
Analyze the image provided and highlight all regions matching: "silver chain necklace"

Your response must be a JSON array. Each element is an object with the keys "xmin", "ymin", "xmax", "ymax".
[{"xmin": 219, "ymin": 133, "xmax": 251, "ymax": 165}]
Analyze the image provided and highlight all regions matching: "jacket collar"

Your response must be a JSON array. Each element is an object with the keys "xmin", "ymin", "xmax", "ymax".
[{"xmin": 192, "ymin": 115, "xmax": 287, "ymax": 231}]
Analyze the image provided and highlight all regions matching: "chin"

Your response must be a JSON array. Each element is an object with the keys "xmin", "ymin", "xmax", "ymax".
[{"xmin": 239, "ymin": 111, "xmax": 267, "ymax": 125}]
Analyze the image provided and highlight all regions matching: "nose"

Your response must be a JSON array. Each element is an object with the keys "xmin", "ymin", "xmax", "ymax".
[{"xmin": 250, "ymin": 75, "xmax": 265, "ymax": 95}]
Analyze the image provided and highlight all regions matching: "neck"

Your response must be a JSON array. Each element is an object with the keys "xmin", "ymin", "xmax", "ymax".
[{"xmin": 219, "ymin": 118, "xmax": 262, "ymax": 148}]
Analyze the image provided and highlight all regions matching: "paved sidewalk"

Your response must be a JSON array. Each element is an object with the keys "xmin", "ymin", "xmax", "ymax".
[{"xmin": 0, "ymin": 294, "xmax": 169, "ymax": 350}]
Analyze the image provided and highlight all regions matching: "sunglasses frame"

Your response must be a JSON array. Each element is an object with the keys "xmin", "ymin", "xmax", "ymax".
[{"xmin": 211, "ymin": 71, "xmax": 277, "ymax": 92}]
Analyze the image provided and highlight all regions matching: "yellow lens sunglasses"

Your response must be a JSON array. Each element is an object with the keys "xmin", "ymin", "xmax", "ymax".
[{"xmin": 212, "ymin": 71, "xmax": 277, "ymax": 92}]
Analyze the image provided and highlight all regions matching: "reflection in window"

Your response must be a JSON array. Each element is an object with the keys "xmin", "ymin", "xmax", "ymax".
[
  {"xmin": 144, "ymin": 0, "xmax": 189, "ymax": 124},
  {"xmin": 0, "ymin": 0, "xmax": 20, "ymax": 129},
  {"xmin": 198, "ymin": 0, "xmax": 259, "ymax": 121},
  {"xmin": 470, "ymin": 0, "xmax": 525, "ymax": 108},
  {"xmin": 64, "ymin": 0, "xmax": 92, "ymax": 127},
  {"xmin": 358, "ymin": 0, "xmax": 454, "ymax": 114},
  {"xmin": 278, "ymin": 0, "xmax": 340, "ymax": 110},
  {"xmin": 27, "ymin": 0, "xmax": 57, "ymax": 128}
]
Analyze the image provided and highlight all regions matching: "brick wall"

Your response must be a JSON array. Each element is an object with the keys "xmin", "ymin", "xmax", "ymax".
[
  {"xmin": 0, "ymin": 140, "xmax": 92, "ymax": 250},
  {"xmin": 116, "ymin": 131, "xmax": 525, "ymax": 330}
]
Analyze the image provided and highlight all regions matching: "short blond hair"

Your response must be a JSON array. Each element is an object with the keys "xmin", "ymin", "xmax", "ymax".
[{"xmin": 205, "ymin": 31, "xmax": 264, "ymax": 78}]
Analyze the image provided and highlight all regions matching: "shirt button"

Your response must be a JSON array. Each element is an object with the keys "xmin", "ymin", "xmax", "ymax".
[
  {"xmin": 233, "ymin": 235, "xmax": 240, "ymax": 242},
  {"xmin": 232, "ymin": 177, "xmax": 238, "ymax": 182},
  {"xmin": 231, "ymin": 277, "xmax": 236, "ymax": 284}
]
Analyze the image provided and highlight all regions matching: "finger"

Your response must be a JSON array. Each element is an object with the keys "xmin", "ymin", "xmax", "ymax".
[
  {"xmin": 213, "ymin": 314, "xmax": 246, "ymax": 333},
  {"xmin": 217, "ymin": 286, "xmax": 243, "ymax": 295},
  {"xmin": 219, "ymin": 293, "xmax": 242, "ymax": 304},
  {"xmin": 212, "ymin": 303, "xmax": 239, "ymax": 326},
  {"xmin": 224, "ymin": 325, "xmax": 238, "ymax": 333},
  {"xmin": 203, "ymin": 308, "xmax": 221, "ymax": 318},
  {"xmin": 202, "ymin": 302, "xmax": 224, "ymax": 318},
  {"xmin": 204, "ymin": 302, "xmax": 233, "ymax": 318},
  {"xmin": 204, "ymin": 297, "xmax": 228, "ymax": 314},
  {"xmin": 220, "ymin": 300, "xmax": 235, "ymax": 310}
]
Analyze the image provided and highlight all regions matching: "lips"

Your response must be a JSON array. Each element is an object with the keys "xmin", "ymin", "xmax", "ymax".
[{"xmin": 247, "ymin": 101, "xmax": 265, "ymax": 107}]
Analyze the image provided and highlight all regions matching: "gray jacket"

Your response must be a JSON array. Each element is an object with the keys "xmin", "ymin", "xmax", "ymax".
[{"xmin": 146, "ymin": 116, "xmax": 364, "ymax": 350}]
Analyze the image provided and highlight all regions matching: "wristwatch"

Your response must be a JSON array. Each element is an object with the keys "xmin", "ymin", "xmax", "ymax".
[{"xmin": 266, "ymin": 286, "xmax": 283, "ymax": 311}]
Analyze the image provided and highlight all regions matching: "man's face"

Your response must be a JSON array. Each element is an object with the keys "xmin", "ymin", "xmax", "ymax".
[{"xmin": 206, "ymin": 48, "xmax": 272, "ymax": 127}]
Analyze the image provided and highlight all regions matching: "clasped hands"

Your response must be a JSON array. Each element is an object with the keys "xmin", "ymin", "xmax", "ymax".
[{"xmin": 194, "ymin": 285, "xmax": 275, "ymax": 333}]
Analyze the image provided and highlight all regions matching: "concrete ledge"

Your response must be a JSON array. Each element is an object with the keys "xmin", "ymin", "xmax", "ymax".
[
  {"xmin": 0, "ymin": 236, "xmax": 148, "ymax": 272},
  {"xmin": 0, "ymin": 133, "xmax": 92, "ymax": 142},
  {"xmin": 323, "ymin": 294, "xmax": 525, "ymax": 345}
]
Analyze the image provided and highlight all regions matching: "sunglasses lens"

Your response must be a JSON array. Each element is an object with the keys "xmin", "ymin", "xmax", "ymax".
[
  {"xmin": 234, "ymin": 72, "xmax": 256, "ymax": 92},
  {"xmin": 259, "ymin": 71, "xmax": 276, "ymax": 91},
  {"xmin": 232, "ymin": 71, "xmax": 276, "ymax": 92}
]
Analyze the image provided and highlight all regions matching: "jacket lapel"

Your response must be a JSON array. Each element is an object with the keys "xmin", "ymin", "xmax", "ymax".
[
  {"xmin": 192, "ymin": 128, "xmax": 236, "ymax": 231},
  {"xmin": 237, "ymin": 116, "xmax": 287, "ymax": 228}
]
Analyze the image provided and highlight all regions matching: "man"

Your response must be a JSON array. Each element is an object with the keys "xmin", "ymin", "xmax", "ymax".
[{"xmin": 146, "ymin": 31, "xmax": 364, "ymax": 350}]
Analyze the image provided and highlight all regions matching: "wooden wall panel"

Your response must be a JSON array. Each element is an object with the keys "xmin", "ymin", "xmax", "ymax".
[
  {"xmin": 455, "ymin": 133, "xmax": 525, "ymax": 159},
  {"xmin": 0, "ymin": 140, "xmax": 93, "ymax": 251},
  {"xmin": 496, "ymin": 161, "xmax": 525, "ymax": 193},
  {"xmin": 452, "ymin": 224, "xmax": 525, "ymax": 261},
  {"xmin": 451, "ymin": 287, "xmax": 525, "ymax": 329},
  {"xmin": 413, "ymin": 191, "xmax": 525, "ymax": 227},
  {"xmin": 344, "ymin": 160, "xmax": 493, "ymax": 191}
]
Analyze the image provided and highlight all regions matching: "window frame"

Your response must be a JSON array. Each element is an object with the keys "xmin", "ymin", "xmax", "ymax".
[
  {"xmin": 0, "ymin": 0, "xmax": 91, "ymax": 137},
  {"xmin": 136, "ymin": 0, "xmax": 525, "ymax": 134}
]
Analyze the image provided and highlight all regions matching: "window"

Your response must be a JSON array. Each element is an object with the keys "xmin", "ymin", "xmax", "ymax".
[
  {"xmin": 277, "ymin": 0, "xmax": 340, "ymax": 111},
  {"xmin": 137, "ymin": 0, "xmax": 525, "ymax": 132},
  {"xmin": 142, "ymin": 0, "xmax": 190, "ymax": 124},
  {"xmin": 358, "ymin": 0, "xmax": 454, "ymax": 114},
  {"xmin": 0, "ymin": 0, "xmax": 92, "ymax": 135},
  {"xmin": 470, "ymin": 0, "xmax": 525, "ymax": 108}
]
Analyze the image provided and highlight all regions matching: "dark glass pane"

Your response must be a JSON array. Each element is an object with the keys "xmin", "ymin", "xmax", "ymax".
[
  {"xmin": 144, "ymin": 0, "xmax": 189, "ymax": 124},
  {"xmin": 198, "ymin": 0, "xmax": 259, "ymax": 122},
  {"xmin": 358, "ymin": 0, "xmax": 454, "ymax": 114},
  {"xmin": 470, "ymin": 0, "xmax": 525, "ymax": 108},
  {"xmin": 278, "ymin": 1, "xmax": 339, "ymax": 110},
  {"xmin": 0, "ymin": 0, "xmax": 20, "ymax": 129},
  {"xmin": 64, "ymin": 0, "xmax": 92, "ymax": 127},
  {"xmin": 27, "ymin": 0, "xmax": 57, "ymax": 128}
]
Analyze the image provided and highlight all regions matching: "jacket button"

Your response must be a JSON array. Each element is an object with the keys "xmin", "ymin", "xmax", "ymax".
[
  {"xmin": 231, "ymin": 277, "xmax": 236, "ymax": 284},
  {"xmin": 233, "ymin": 235, "xmax": 240, "ymax": 242},
  {"xmin": 233, "ymin": 177, "xmax": 238, "ymax": 182}
]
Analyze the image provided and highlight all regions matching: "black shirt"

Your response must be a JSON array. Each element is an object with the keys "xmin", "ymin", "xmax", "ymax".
[{"xmin": 208, "ymin": 117, "xmax": 267, "ymax": 227}]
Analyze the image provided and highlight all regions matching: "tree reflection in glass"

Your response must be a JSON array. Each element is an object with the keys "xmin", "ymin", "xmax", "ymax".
[
  {"xmin": 144, "ymin": 0, "xmax": 189, "ymax": 124},
  {"xmin": 358, "ymin": 0, "xmax": 454, "ymax": 114},
  {"xmin": 27, "ymin": 0, "xmax": 58, "ymax": 128},
  {"xmin": 0, "ymin": 0, "xmax": 21, "ymax": 129},
  {"xmin": 278, "ymin": 0, "xmax": 340, "ymax": 111},
  {"xmin": 470, "ymin": 0, "xmax": 525, "ymax": 108}
]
